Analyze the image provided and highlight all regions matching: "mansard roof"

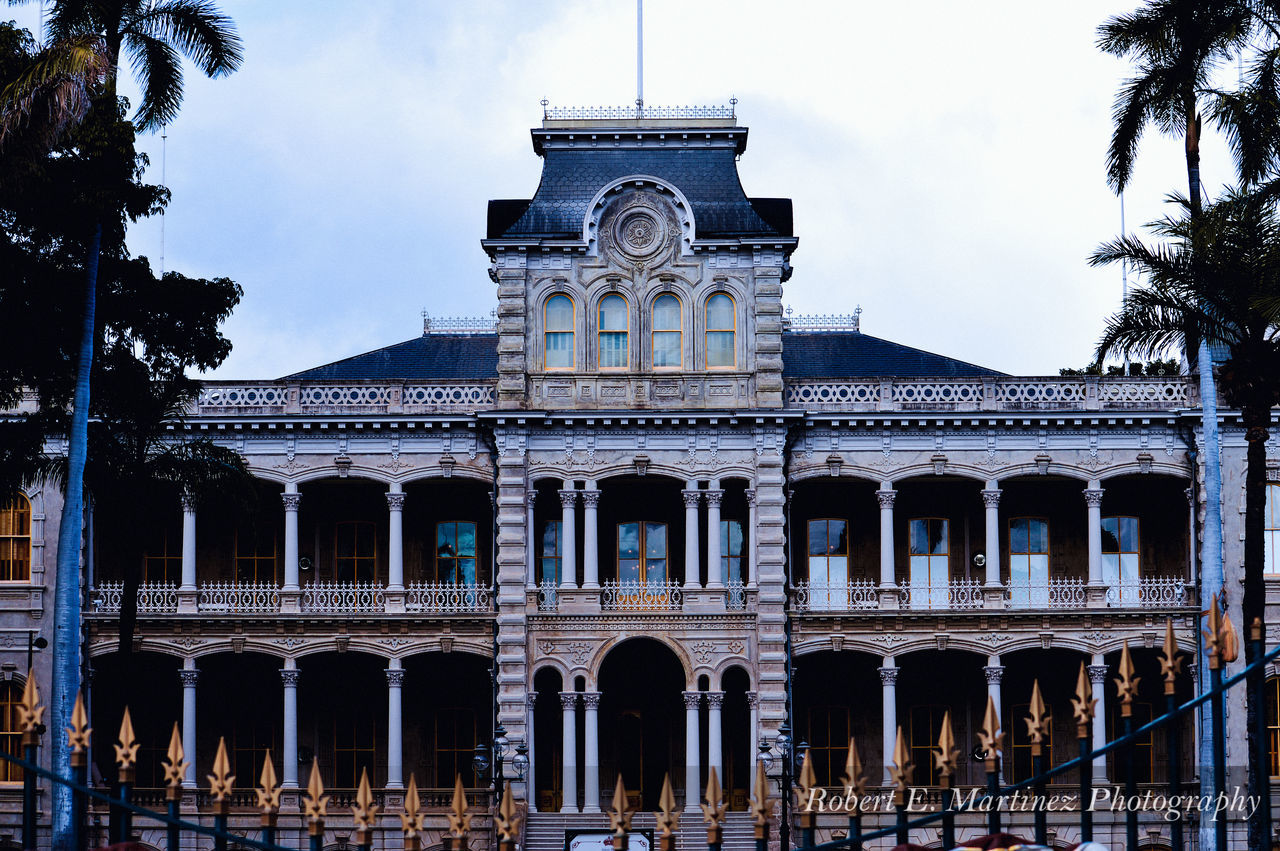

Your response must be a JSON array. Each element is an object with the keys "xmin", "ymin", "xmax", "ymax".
[
  {"xmin": 283, "ymin": 333, "xmax": 498, "ymax": 381},
  {"xmin": 780, "ymin": 331, "xmax": 1004, "ymax": 379}
]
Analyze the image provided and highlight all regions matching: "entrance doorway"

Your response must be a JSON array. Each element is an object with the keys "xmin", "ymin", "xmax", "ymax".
[{"xmin": 598, "ymin": 639, "xmax": 685, "ymax": 809}]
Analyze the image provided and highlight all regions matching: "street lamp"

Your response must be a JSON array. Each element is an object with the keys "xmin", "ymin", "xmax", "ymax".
[
  {"xmin": 759, "ymin": 724, "xmax": 809, "ymax": 850},
  {"xmin": 472, "ymin": 724, "xmax": 528, "ymax": 807}
]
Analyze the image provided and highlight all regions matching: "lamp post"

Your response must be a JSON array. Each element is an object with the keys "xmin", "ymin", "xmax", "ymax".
[
  {"xmin": 758, "ymin": 724, "xmax": 807, "ymax": 850},
  {"xmin": 473, "ymin": 725, "xmax": 529, "ymax": 808}
]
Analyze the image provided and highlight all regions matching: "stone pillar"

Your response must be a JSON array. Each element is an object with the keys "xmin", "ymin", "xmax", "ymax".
[
  {"xmin": 582, "ymin": 691, "xmax": 601, "ymax": 812},
  {"xmin": 526, "ymin": 692, "xmax": 538, "ymax": 812},
  {"xmin": 984, "ymin": 658, "xmax": 1005, "ymax": 781},
  {"xmin": 707, "ymin": 691, "xmax": 724, "ymax": 782},
  {"xmin": 706, "ymin": 486, "xmax": 724, "ymax": 589},
  {"xmin": 281, "ymin": 487, "xmax": 301, "ymax": 612},
  {"xmin": 179, "ymin": 665, "xmax": 198, "ymax": 788},
  {"xmin": 1089, "ymin": 657, "xmax": 1109, "ymax": 782},
  {"xmin": 386, "ymin": 665, "xmax": 404, "ymax": 789},
  {"xmin": 527, "ymin": 489, "xmax": 538, "ymax": 587},
  {"xmin": 560, "ymin": 692, "xmax": 578, "ymax": 812},
  {"xmin": 746, "ymin": 691, "xmax": 760, "ymax": 761},
  {"xmin": 386, "ymin": 487, "xmax": 405, "ymax": 590},
  {"xmin": 682, "ymin": 485, "xmax": 701, "ymax": 590},
  {"xmin": 877, "ymin": 487, "xmax": 898, "ymax": 608},
  {"xmin": 559, "ymin": 486, "xmax": 578, "ymax": 590},
  {"xmin": 178, "ymin": 494, "xmax": 198, "ymax": 612},
  {"xmin": 981, "ymin": 485, "xmax": 1002, "ymax": 586},
  {"xmin": 683, "ymin": 691, "xmax": 702, "ymax": 811},
  {"xmin": 1084, "ymin": 484, "xmax": 1106, "ymax": 606},
  {"xmin": 582, "ymin": 486, "xmax": 601, "ymax": 589},
  {"xmin": 879, "ymin": 663, "xmax": 899, "ymax": 784},
  {"xmin": 281, "ymin": 665, "xmax": 299, "ymax": 788},
  {"xmin": 745, "ymin": 489, "xmax": 758, "ymax": 589}
]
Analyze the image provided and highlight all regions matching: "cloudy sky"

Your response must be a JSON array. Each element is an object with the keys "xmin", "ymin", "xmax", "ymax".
[{"xmin": 12, "ymin": 1, "xmax": 1245, "ymax": 378}]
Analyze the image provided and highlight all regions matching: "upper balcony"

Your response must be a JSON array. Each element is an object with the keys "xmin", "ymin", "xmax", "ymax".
[{"xmin": 192, "ymin": 378, "xmax": 496, "ymax": 418}]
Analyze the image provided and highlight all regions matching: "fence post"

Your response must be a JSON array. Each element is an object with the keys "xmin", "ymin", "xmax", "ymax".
[
  {"xmin": 209, "ymin": 738, "xmax": 233, "ymax": 851},
  {"xmin": 888, "ymin": 727, "xmax": 912, "ymax": 846},
  {"xmin": 1072, "ymin": 662, "xmax": 1095, "ymax": 843},
  {"xmin": 402, "ymin": 774, "xmax": 425, "ymax": 851},
  {"xmin": 839, "ymin": 742, "xmax": 865, "ymax": 851},
  {"xmin": 352, "ymin": 768, "xmax": 377, "ymax": 851},
  {"xmin": 1207, "ymin": 597, "xmax": 1230, "ymax": 851},
  {"xmin": 793, "ymin": 754, "xmax": 814, "ymax": 850},
  {"xmin": 933, "ymin": 712, "xmax": 959, "ymax": 851},
  {"xmin": 978, "ymin": 695, "xmax": 1003, "ymax": 836},
  {"xmin": 67, "ymin": 693, "xmax": 89, "ymax": 851},
  {"xmin": 659, "ymin": 773, "xmax": 682, "ymax": 851},
  {"xmin": 1251, "ymin": 618, "xmax": 1273, "ymax": 850},
  {"xmin": 1160, "ymin": 620, "xmax": 1186, "ymax": 851},
  {"xmin": 495, "ymin": 782, "xmax": 520, "ymax": 851},
  {"xmin": 1117, "ymin": 643, "xmax": 1140, "ymax": 851},
  {"xmin": 1026, "ymin": 682, "xmax": 1050, "ymax": 846},
  {"xmin": 703, "ymin": 767, "xmax": 726, "ymax": 851},
  {"xmin": 302, "ymin": 758, "xmax": 329, "ymax": 851},
  {"xmin": 256, "ymin": 752, "xmax": 281, "ymax": 848},
  {"xmin": 444, "ymin": 774, "xmax": 471, "ymax": 851},
  {"xmin": 162, "ymin": 723, "xmax": 188, "ymax": 851},
  {"xmin": 113, "ymin": 708, "xmax": 139, "ymax": 845},
  {"xmin": 610, "ymin": 775, "xmax": 636, "ymax": 851},
  {"xmin": 19, "ymin": 672, "xmax": 42, "ymax": 851}
]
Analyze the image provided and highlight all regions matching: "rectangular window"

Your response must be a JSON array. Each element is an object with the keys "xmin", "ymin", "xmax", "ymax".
[
  {"xmin": 909, "ymin": 705, "xmax": 948, "ymax": 785},
  {"xmin": 546, "ymin": 332, "xmax": 573, "ymax": 368},
  {"xmin": 437, "ymin": 521, "xmax": 478, "ymax": 584},
  {"xmin": 1008, "ymin": 517, "xmax": 1049, "ymax": 608},
  {"xmin": 335, "ymin": 520, "xmax": 378, "ymax": 583},
  {"xmin": 617, "ymin": 522, "xmax": 667, "ymax": 584},
  {"xmin": 908, "ymin": 518, "xmax": 949, "ymax": 609},
  {"xmin": 1268, "ymin": 677, "xmax": 1280, "ymax": 777},
  {"xmin": 143, "ymin": 524, "xmax": 182, "ymax": 584},
  {"xmin": 434, "ymin": 707, "xmax": 477, "ymax": 787},
  {"xmin": 807, "ymin": 519, "xmax": 848, "ymax": 610},
  {"xmin": 331, "ymin": 703, "xmax": 377, "ymax": 788},
  {"xmin": 1102, "ymin": 516, "xmax": 1140, "ymax": 605},
  {"xmin": 721, "ymin": 519, "xmax": 745, "ymax": 585},
  {"xmin": 653, "ymin": 331, "xmax": 681, "ymax": 368},
  {"xmin": 540, "ymin": 521, "xmax": 562, "ymax": 585},
  {"xmin": 236, "ymin": 525, "xmax": 281, "ymax": 584},
  {"xmin": 1267, "ymin": 484, "xmax": 1280, "ymax": 575},
  {"xmin": 0, "ymin": 497, "xmax": 30, "ymax": 582},
  {"xmin": 806, "ymin": 706, "xmax": 851, "ymax": 787}
]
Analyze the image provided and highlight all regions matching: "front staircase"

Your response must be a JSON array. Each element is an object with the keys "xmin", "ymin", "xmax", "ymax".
[{"xmin": 524, "ymin": 810, "xmax": 755, "ymax": 851}]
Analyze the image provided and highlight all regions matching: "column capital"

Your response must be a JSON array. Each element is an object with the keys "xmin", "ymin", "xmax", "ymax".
[
  {"xmin": 875, "ymin": 489, "xmax": 896, "ymax": 509},
  {"xmin": 281, "ymin": 493, "xmax": 302, "ymax": 512},
  {"xmin": 279, "ymin": 669, "xmax": 300, "ymax": 687},
  {"xmin": 744, "ymin": 488, "xmax": 756, "ymax": 505},
  {"xmin": 983, "ymin": 665, "xmax": 1005, "ymax": 685},
  {"xmin": 385, "ymin": 669, "xmax": 406, "ymax": 687},
  {"xmin": 385, "ymin": 492, "xmax": 406, "ymax": 512},
  {"xmin": 527, "ymin": 691, "xmax": 538, "ymax": 708},
  {"xmin": 1082, "ymin": 488, "xmax": 1105, "ymax": 508},
  {"xmin": 745, "ymin": 690, "xmax": 759, "ymax": 708},
  {"xmin": 559, "ymin": 489, "xmax": 579, "ymax": 508},
  {"xmin": 981, "ymin": 488, "xmax": 1002, "ymax": 508},
  {"xmin": 526, "ymin": 489, "xmax": 538, "ymax": 509},
  {"xmin": 1185, "ymin": 486, "xmax": 1195, "ymax": 506},
  {"xmin": 580, "ymin": 490, "xmax": 601, "ymax": 508},
  {"xmin": 704, "ymin": 490, "xmax": 724, "ymax": 507},
  {"xmin": 681, "ymin": 690, "xmax": 703, "ymax": 709},
  {"xmin": 1087, "ymin": 664, "xmax": 1109, "ymax": 685},
  {"xmin": 581, "ymin": 691, "xmax": 602, "ymax": 709},
  {"xmin": 877, "ymin": 666, "xmax": 899, "ymax": 686},
  {"xmin": 559, "ymin": 691, "xmax": 579, "ymax": 709},
  {"xmin": 705, "ymin": 691, "xmax": 725, "ymax": 709},
  {"xmin": 180, "ymin": 493, "xmax": 197, "ymax": 513},
  {"xmin": 681, "ymin": 490, "xmax": 702, "ymax": 509},
  {"xmin": 178, "ymin": 669, "xmax": 200, "ymax": 687}
]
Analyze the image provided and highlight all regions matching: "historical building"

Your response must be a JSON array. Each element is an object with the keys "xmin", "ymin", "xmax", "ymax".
[{"xmin": 3, "ymin": 104, "xmax": 1275, "ymax": 850}]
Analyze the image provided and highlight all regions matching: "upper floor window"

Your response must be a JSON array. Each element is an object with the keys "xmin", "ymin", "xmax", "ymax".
[
  {"xmin": 1008, "ymin": 517, "xmax": 1049, "ymax": 608},
  {"xmin": 437, "ymin": 521, "xmax": 478, "ymax": 584},
  {"xmin": 0, "ymin": 681, "xmax": 21, "ymax": 782},
  {"xmin": 540, "ymin": 521, "xmax": 563, "ymax": 585},
  {"xmin": 1102, "ymin": 516, "xmax": 1140, "ymax": 604},
  {"xmin": 0, "ymin": 495, "xmax": 30, "ymax": 582},
  {"xmin": 143, "ymin": 519, "xmax": 181, "ymax": 584},
  {"xmin": 236, "ymin": 526, "xmax": 280, "ymax": 584},
  {"xmin": 335, "ymin": 520, "xmax": 378, "ymax": 583},
  {"xmin": 721, "ymin": 519, "xmax": 744, "ymax": 585},
  {"xmin": 617, "ymin": 521, "xmax": 667, "ymax": 583},
  {"xmin": 706, "ymin": 293, "xmax": 736, "ymax": 368},
  {"xmin": 806, "ymin": 519, "xmax": 847, "ymax": 610},
  {"xmin": 908, "ymin": 518, "xmax": 949, "ymax": 609},
  {"xmin": 545, "ymin": 294, "xmax": 575, "ymax": 370},
  {"xmin": 1267, "ymin": 484, "xmax": 1280, "ymax": 575},
  {"xmin": 1268, "ymin": 676, "xmax": 1280, "ymax": 777},
  {"xmin": 652, "ymin": 294, "xmax": 682, "ymax": 368},
  {"xmin": 598, "ymin": 294, "xmax": 628, "ymax": 369}
]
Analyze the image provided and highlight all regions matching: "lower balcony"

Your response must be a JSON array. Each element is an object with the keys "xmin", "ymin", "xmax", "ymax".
[
  {"xmin": 88, "ymin": 580, "xmax": 493, "ymax": 616},
  {"xmin": 790, "ymin": 576, "xmax": 1191, "ymax": 613},
  {"xmin": 535, "ymin": 578, "xmax": 749, "ymax": 613}
]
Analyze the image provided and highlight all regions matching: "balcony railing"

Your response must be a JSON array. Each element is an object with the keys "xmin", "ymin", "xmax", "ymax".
[
  {"xmin": 899, "ymin": 577, "xmax": 984, "ymax": 610},
  {"xmin": 784, "ymin": 376, "xmax": 1193, "ymax": 413},
  {"xmin": 198, "ymin": 581, "xmax": 279, "ymax": 613},
  {"xmin": 299, "ymin": 581, "xmax": 386, "ymax": 614},
  {"xmin": 726, "ymin": 578, "xmax": 747, "ymax": 611},
  {"xmin": 90, "ymin": 582, "xmax": 177, "ymax": 614},
  {"xmin": 790, "ymin": 579, "xmax": 879, "ymax": 612},
  {"xmin": 193, "ymin": 380, "xmax": 497, "ymax": 416},
  {"xmin": 789, "ymin": 576, "xmax": 1190, "ymax": 612},
  {"xmin": 404, "ymin": 581, "xmax": 490, "ymax": 613},
  {"xmin": 90, "ymin": 581, "xmax": 493, "ymax": 615},
  {"xmin": 1105, "ymin": 577, "xmax": 1189, "ymax": 608},
  {"xmin": 1008, "ymin": 577, "xmax": 1088, "ymax": 610},
  {"xmin": 600, "ymin": 579, "xmax": 683, "ymax": 611}
]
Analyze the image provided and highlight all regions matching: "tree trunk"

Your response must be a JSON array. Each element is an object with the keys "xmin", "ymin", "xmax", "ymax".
[
  {"xmin": 51, "ymin": 222, "xmax": 99, "ymax": 851},
  {"xmin": 1242, "ymin": 403, "xmax": 1270, "ymax": 851}
]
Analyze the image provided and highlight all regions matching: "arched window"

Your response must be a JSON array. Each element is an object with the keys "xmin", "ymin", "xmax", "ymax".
[
  {"xmin": 0, "ymin": 495, "xmax": 30, "ymax": 582},
  {"xmin": 651, "ymin": 294, "xmax": 682, "ymax": 368},
  {"xmin": 1267, "ymin": 483, "xmax": 1280, "ymax": 575},
  {"xmin": 598, "ymin": 294, "xmax": 628, "ymax": 368},
  {"xmin": 705, "ymin": 293, "xmax": 736, "ymax": 368},
  {"xmin": 0, "ymin": 680, "xmax": 21, "ymax": 781},
  {"xmin": 544, "ymin": 294, "xmax": 574, "ymax": 370}
]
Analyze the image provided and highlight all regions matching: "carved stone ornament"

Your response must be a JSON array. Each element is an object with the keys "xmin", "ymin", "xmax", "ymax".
[{"xmin": 601, "ymin": 191, "xmax": 679, "ymax": 263}]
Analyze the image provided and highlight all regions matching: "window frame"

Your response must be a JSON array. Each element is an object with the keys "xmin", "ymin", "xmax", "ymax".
[
  {"xmin": 235, "ymin": 526, "xmax": 281, "ymax": 584},
  {"xmin": 142, "ymin": 517, "xmax": 182, "ymax": 584},
  {"xmin": 704, "ymin": 292, "xmax": 737, "ymax": 370},
  {"xmin": 0, "ymin": 681, "xmax": 21, "ymax": 782},
  {"xmin": 907, "ymin": 516, "xmax": 950, "ymax": 609},
  {"xmin": 436, "ymin": 520, "xmax": 479, "ymax": 585},
  {"xmin": 1008, "ymin": 516, "xmax": 1051, "ymax": 608},
  {"xmin": 1266, "ymin": 484, "xmax": 1280, "ymax": 576},
  {"xmin": 334, "ymin": 520, "xmax": 379, "ymax": 584},
  {"xmin": 615, "ymin": 521, "xmax": 668, "ymax": 584},
  {"xmin": 543, "ymin": 294, "xmax": 576, "ymax": 371},
  {"xmin": 720, "ymin": 518, "xmax": 745, "ymax": 585},
  {"xmin": 597, "ymin": 293, "xmax": 630, "ymax": 370},
  {"xmin": 540, "ymin": 520, "xmax": 563, "ymax": 586},
  {"xmin": 0, "ymin": 495, "xmax": 31, "ymax": 584},
  {"xmin": 650, "ymin": 292, "xmax": 683, "ymax": 370}
]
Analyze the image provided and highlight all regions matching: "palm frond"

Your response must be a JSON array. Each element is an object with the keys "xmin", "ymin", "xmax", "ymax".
[
  {"xmin": 1108, "ymin": 71, "xmax": 1161, "ymax": 191},
  {"xmin": 134, "ymin": 0, "xmax": 243, "ymax": 77},
  {"xmin": 0, "ymin": 34, "xmax": 109, "ymax": 150},
  {"xmin": 124, "ymin": 31, "xmax": 183, "ymax": 131}
]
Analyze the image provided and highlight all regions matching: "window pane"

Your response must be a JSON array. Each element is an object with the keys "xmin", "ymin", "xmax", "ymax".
[
  {"xmin": 437, "ymin": 524, "xmax": 457, "ymax": 557},
  {"xmin": 541, "ymin": 522, "xmax": 561, "ymax": 557},
  {"xmin": 722, "ymin": 521, "xmax": 744, "ymax": 557},
  {"xmin": 909, "ymin": 519, "xmax": 928, "ymax": 555},
  {"xmin": 707, "ymin": 294, "xmax": 734, "ymax": 329},
  {"xmin": 1029, "ymin": 519, "xmax": 1048, "ymax": 553},
  {"xmin": 618, "ymin": 523, "xmax": 640, "ymax": 559},
  {"xmin": 546, "ymin": 295, "xmax": 573, "ymax": 331},
  {"xmin": 600, "ymin": 332, "xmax": 627, "ymax": 368},
  {"xmin": 645, "ymin": 523, "xmax": 667, "ymax": 559},
  {"xmin": 828, "ymin": 520, "xmax": 847, "ymax": 556},
  {"xmin": 808, "ymin": 521, "xmax": 827, "ymax": 556},
  {"xmin": 1101, "ymin": 519, "xmax": 1120, "ymax": 554},
  {"xmin": 1010, "ymin": 519, "xmax": 1028, "ymax": 554},
  {"xmin": 619, "ymin": 559, "xmax": 641, "ymax": 582},
  {"xmin": 599, "ymin": 295, "xmax": 627, "ymax": 330},
  {"xmin": 454, "ymin": 522, "xmax": 476, "ymax": 557},
  {"xmin": 646, "ymin": 559, "xmax": 667, "ymax": 583},
  {"xmin": 653, "ymin": 330, "xmax": 681, "ymax": 367},
  {"xmin": 546, "ymin": 332, "xmax": 573, "ymax": 368},
  {"xmin": 653, "ymin": 295, "xmax": 680, "ymax": 330},
  {"xmin": 930, "ymin": 519, "xmax": 948, "ymax": 555},
  {"xmin": 706, "ymin": 331, "xmax": 735, "ymax": 367},
  {"xmin": 1120, "ymin": 517, "xmax": 1139, "ymax": 551}
]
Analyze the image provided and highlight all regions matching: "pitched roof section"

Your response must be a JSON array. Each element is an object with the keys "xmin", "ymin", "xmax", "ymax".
[
  {"xmin": 781, "ymin": 331, "xmax": 1004, "ymax": 379},
  {"xmin": 496, "ymin": 147, "xmax": 787, "ymax": 239},
  {"xmin": 283, "ymin": 334, "xmax": 498, "ymax": 381}
]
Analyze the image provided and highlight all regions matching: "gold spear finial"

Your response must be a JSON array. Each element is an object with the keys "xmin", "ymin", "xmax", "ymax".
[
  {"xmin": 840, "ymin": 739, "xmax": 867, "ymax": 799},
  {"xmin": 1115, "ymin": 641, "xmax": 1141, "ymax": 718},
  {"xmin": 114, "ymin": 707, "xmax": 140, "ymax": 781},
  {"xmin": 1205, "ymin": 593, "xmax": 1224, "ymax": 669},
  {"xmin": 657, "ymin": 773, "xmax": 681, "ymax": 842},
  {"xmin": 610, "ymin": 774, "xmax": 635, "ymax": 835},
  {"xmin": 701, "ymin": 766, "xmax": 725, "ymax": 844},
  {"xmin": 1220, "ymin": 608, "xmax": 1241, "ymax": 664},
  {"xmin": 302, "ymin": 757, "xmax": 328, "ymax": 829},
  {"xmin": 257, "ymin": 751, "xmax": 281, "ymax": 820},
  {"xmin": 207, "ymin": 737, "xmax": 235, "ymax": 804},
  {"xmin": 1072, "ymin": 661, "xmax": 1096, "ymax": 736},
  {"xmin": 977, "ymin": 694, "xmax": 1003, "ymax": 773},
  {"xmin": 1160, "ymin": 618, "xmax": 1183, "ymax": 695},
  {"xmin": 66, "ymin": 692, "xmax": 90, "ymax": 760},
  {"xmin": 748, "ymin": 762, "xmax": 770, "ymax": 831},
  {"xmin": 494, "ymin": 781, "xmax": 521, "ymax": 845},
  {"xmin": 162, "ymin": 723, "xmax": 188, "ymax": 797},
  {"xmin": 888, "ymin": 726, "xmax": 913, "ymax": 803},
  {"xmin": 18, "ymin": 671, "xmax": 43, "ymax": 744},
  {"xmin": 352, "ymin": 767, "xmax": 379, "ymax": 835},
  {"xmin": 1025, "ymin": 680, "xmax": 1050, "ymax": 757},
  {"xmin": 446, "ymin": 773, "xmax": 471, "ymax": 840},
  {"xmin": 934, "ymin": 710, "xmax": 959, "ymax": 780},
  {"xmin": 401, "ymin": 773, "xmax": 426, "ymax": 845}
]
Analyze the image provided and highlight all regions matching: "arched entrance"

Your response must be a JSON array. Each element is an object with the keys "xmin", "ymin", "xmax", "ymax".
[{"xmin": 598, "ymin": 639, "xmax": 685, "ymax": 809}]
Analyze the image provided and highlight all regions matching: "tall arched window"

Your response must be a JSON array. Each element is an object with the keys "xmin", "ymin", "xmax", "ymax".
[
  {"xmin": 0, "ymin": 495, "xmax": 30, "ymax": 583},
  {"xmin": 651, "ymin": 294, "xmax": 682, "ymax": 368},
  {"xmin": 598, "ymin": 294, "xmax": 628, "ymax": 369},
  {"xmin": 0, "ymin": 680, "xmax": 20, "ymax": 781},
  {"xmin": 1267, "ymin": 483, "xmax": 1280, "ymax": 575},
  {"xmin": 706, "ymin": 293, "xmax": 736, "ymax": 368},
  {"xmin": 544, "ymin": 294, "xmax": 574, "ymax": 370}
]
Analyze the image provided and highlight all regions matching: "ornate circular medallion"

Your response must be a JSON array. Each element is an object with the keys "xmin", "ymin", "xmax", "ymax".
[{"xmin": 613, "ymin": 207, "xmax": 666, "ymax": 258}]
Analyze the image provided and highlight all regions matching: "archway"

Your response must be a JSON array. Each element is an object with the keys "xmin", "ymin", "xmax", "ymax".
[
  {"xmin": 533, "ymin": 666, "xmax": 564, "ymax": 811},
  {"xmin": 721, "ymin": 666, "xmax": 751, "ymax": 809},
  {"xmin": 598, "ymin": 639, "xmax": 685, "ymax": 809}
]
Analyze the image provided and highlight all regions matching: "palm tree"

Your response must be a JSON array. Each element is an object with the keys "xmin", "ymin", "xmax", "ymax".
[
  {"xmin": 0, "ymin": 26, "xmax": 109, "ymax": 154},
  {"xmin": 16, "ymin": 4, "xmax": 242, "ymax": 847}
]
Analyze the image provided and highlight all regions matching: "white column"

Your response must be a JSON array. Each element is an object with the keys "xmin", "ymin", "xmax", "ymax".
[
  {"xmin": 527, "ymin": 692, "xmax": 538, "ymax": 812},
  {"xmin": 982, "ymin": 484, "xmax": 1002, "ymax": 586},
  {"xmin": 984, "ymin": 658, "xmax": 1005, "ymax": 781},
  {"xmin": 877, "ymin": 487, "xmax": 896, "ymax": 587},
  {"xmin": 559, "ymin": 486, "xmax": 578, "ymax": 590},
  {"xmin": 179, "ymin": 665, "xmax": 198, "ymax": 788},
  {"xmin": 582, "ymin": 691, "xmax": 601, "ymax": 812},
  {"xmin": 745, "ymin": 489, "xmax": 758, "ymax": 589},
  {"xmin": 386, "ymin": 664, "xmax": 404, "ymax": 788},
  {"xmin": 746, "ymin": 691, "xmax": 759, "ymax": 761},
  {"xmin": 282, "ymin": 488, "xmax": 301, "ymax": 590},
  {"xmin": 281, "ymin": 665, "xmax": 299, "ymax": 788},
  {"xmin": 180, "ymin": 495, "xmax": 197, "ymax": 591},
  {"xmin": 879, "ymin": 663, "xmax": 898, "ymax": 784},
  {"xmin": 683, "ymin": 691, "xmax": 702, "ymax": 811},
  {"xmin": 707, "ymin": 691, "xmax": 724, "ymax": 782},
  {"xmin": 527, "ymin": 489, "xmax": 538, "ymax": 587},
  {"xmin": 386, "ymin": 486, "xmax": 405, "ymax": 590},
  {"xmin": 682, "ymin": 484, "xmax": 701, "ymax": 590},
  {"xmin": 1085, "ymin": 484, "xmax": 1105, "ymax": 586},
  {"xmin": 560, "ymin": 692, "xmax": 579, "ymax": 812},
  {"xmin": 706, "ymin": 486, "xmax": 724, "ymax": 589},
  {"xmin": 582, "ymin": 486, "xmax": 601, "ymax": 589},
  {"xmin": 1089, "ymin": 656, "xmax": 1109, "ymax": 782}
]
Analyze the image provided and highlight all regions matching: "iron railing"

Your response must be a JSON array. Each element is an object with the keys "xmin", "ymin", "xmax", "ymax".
[
  {"xmin": 600, "ymin": 579, "xmax": 683, "ymax": 611},
  {"xmin": 543, "ymin": 104, "xmax": 736, "ymax": 120}
]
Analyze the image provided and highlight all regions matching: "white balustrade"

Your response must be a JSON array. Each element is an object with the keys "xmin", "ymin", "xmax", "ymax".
[
  {"xmin": 1007, "ymin": 578, "xmax": 1087, "ymax": 610},
  {"xmin": 300, "ymin": 582, "xmax": 386, "ymax": 614},
  {"xmin": 790, "ymin": 579, "xmax": 879, "ymax": 612},
  {"xmin": 404, "ymin": 581, "xmax": 491, "ymax": 613},
  {"xmin": 898, "ymin": 578, "xmax": 984, "ymax": 611},
  {"xmin": 1106, "ymin": 577, "xmax": 1187, "ymax": 608},
  {"xmin": 537, "ymin": 579, "xmax": 559, "ymax": 612},
  {"xmin": 600, "ymin": 580, "xmax": 684, "ymax": 611},
  {"xmin": 90, "ymin": 582, "xmax": 178, "ymax": 614},
  {"xmin": 197, "ymin": 581, "xmax": 280, "ymax": 613},
  {"xmin": 726, "ymin": 578, "xmax": 747, "ymax": 611}
]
